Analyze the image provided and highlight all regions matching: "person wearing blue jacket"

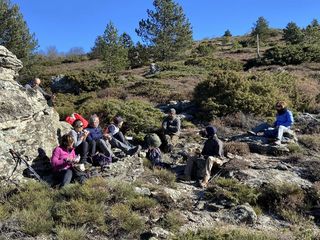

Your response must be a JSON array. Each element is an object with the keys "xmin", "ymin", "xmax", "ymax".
[{"xmin": 247, "ymin": 101, "xmax": 294, "ymax": 145}]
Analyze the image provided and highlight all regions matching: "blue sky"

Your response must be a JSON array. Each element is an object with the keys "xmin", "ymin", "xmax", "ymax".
[{"xmin": 11, "ymin": 0, "xmax": 320, "ymax": 53}]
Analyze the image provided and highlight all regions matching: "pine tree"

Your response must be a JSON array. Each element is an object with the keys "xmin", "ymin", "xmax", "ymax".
[
  {"xmin": 283, "ymin": 22, "xmax": 304, "ymax": 44},
  {"xmin": 304, "ymin": 18, "xmax": 320, "ymax": 44},
  {"xmin": 91, "ymin": 22, "xmax": 129, "ymax": 73},
  {"xmin": 0, "ymin": 0, "xmax": 38, "ymax": 60},
  {"xmin": 136, "ymin": 0, "xmax": 193, "ymax": 61},
  {"xmin": 223, "ymin": 29, "xmax": 232, "ymax": 37},
  {"xmin": 251, "ymin": 16, "xmax": 271, "ymax": 43}
]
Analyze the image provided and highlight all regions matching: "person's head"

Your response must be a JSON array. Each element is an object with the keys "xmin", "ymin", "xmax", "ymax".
[
  {"xmin": 60, "ymin": 133, "xmax": 74, "ymax": 149},
  {"xmin": 205, "ymin": 125, "xmax": 217, "ymax": 138},
  {"xmin": 89, "ymin": 114, "xmax": 100, "ymax": 128},
  {"xmin": 275, "ymin": 101, "xmax": 287, "ymax": 113},
  {"xmin": 33, "ymin": 78, "xmax": 41, "ymax": 87},
  {"xmin": 72, "ymin": 119, "xmax": 84, "ymax": 132},
  {"xmin": 113, "ymin": 116, "xmax": 124, "ymax": 127},
  {"xmin": 168, "ymin": 108, "xmax": 176, "ymax": 119}
]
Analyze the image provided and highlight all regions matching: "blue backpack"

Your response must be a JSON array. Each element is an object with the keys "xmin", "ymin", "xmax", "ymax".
[{"xmin": 92, "ymin": 153, "xmax": 112, "ymax": 167}]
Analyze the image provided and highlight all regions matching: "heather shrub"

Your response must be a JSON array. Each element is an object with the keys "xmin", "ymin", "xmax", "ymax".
[
  {"xmin": 194, "ymin": 71, "xmax": 290, "ymax": 118},
  {"xmin": 64, "ymin": 70, "xmax": 118, "ymax": 92},
  {"xmin": 185, "ymin": 57, "xmax": 243, "ymax": 71},
  {"xmin": 78, "ymin": 98, "xmax": 163, "ymax": 140}
]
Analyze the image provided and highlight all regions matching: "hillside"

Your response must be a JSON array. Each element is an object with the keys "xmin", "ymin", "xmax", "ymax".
[{"xmin": 1, "ymin": 30, "xmax": 320, "ymax": 239}]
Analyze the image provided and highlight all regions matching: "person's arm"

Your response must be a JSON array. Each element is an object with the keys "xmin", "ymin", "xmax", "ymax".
[
  {"xmin": 86, "ymin": 128, "xmax": 93, "ymax": 142},
  {"xmin": 25, "ymin": 83, "xmax": 32, "ymax": 90},
  {"xmin": 38, "ymin": 86, "xmax": 52, "ymax": 100},
  {"xmin": 70, "ymin": 130, "xmax": 82, "ymax": 147},
  {"xmin": 168, "ymin": 118, "xmax": 181, "ymax": 133},
  {"xmin": 282, "ymin": 111, "xmax": 294, "ymax": 128},
  {"xmin": 162, "ymin": 119, "xmax": 168, "ymax": 130}
]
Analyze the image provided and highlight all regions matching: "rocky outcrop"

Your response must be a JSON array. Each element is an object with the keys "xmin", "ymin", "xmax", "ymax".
[
  {"xmin": 51, "ymin": 75, "xmax": 80, "ymax": 94},
  {"xmin": 0, "ymin": 46, "xmax": 70, "ymax": 181}
]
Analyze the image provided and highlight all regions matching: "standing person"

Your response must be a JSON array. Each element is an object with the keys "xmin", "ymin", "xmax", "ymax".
[
  {"xmin": 25, "ymin": 77, "xmax": 55, "ymax": 106},
  {"xmin": 69, "ymin": 120, "xmax": 90, "ymax": 166},
  {"xmin": 50, "ymin": 133, "xmax": 86, "ymax": 187},
  {"xmin": 247, "ymin": 101, "xmax": 294, "ymax": 145},
  {"xmin": 162, "ymin": 108, "xmax": 181, "ymax": 152}
]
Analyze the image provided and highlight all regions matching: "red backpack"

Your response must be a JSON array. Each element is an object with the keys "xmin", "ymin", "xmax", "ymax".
[{"xmin": 65, "ymin": 113, "xmax": 88, "ymax": 128}]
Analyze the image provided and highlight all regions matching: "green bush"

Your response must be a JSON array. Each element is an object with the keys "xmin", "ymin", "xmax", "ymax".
[
  {"xmin": 161, "ymin": 210, "xmax": 186, "ymax": 232},
  {"xmin": 79, "ymin": 98, "xmax": 163, "ymax": 140},
  {"xmin": 205, "ymin": 178, "xmax": 260, "ymax": 206},
  {"xmin": 64, "ymin": 70, "xmax": 118, "ymax": 92},
  {"xmin": 263, "ymin": 43, "xmax": 320, "ymax": 65},
  {"xmin": 152, "ymin": 168, "xmax": 177, "ymax": 188},
  {"xmin": 192, "ymin": 42, "xmax": 216, "ymax": 56},
  {"xmin": 109, "ymin": 203, "xmax": 145, "ymax": 235},
  {"xmin": 185, "ymin": 57, "xmax": 243, "ymax": 71},
  {"xmin": 193, "ymin": 71, "xmax": 292, "ymax": 118},
  {"xmin": 56, "ymin": 226, "xmax": 86, "ymax": 240},
  {"xmin": 258, "ymin": 183, "xmax": 306, "ymax": 223}
]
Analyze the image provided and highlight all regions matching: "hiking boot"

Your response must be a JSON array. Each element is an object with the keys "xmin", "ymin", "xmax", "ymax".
[
  {"xmin": 127, "ymin": 145, "xmax": 142, "ymax": 156},
  {"xmin": 178, "ymin": 175, "xmax": 191, "ymax": 181},
  {"xmin": 112, "ymin": 156, "xmax": 120, "ymax": 162},
  {"xmin": 247, "ymin": 130, "xmax": 257, "ymax": 136}
]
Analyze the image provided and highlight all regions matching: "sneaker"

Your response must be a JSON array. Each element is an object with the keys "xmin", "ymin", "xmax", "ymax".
[
  {"xmin": 247, "ymin": 130, "xmax": 257, "ymax": 136},
  {"xmin": 127, "ymin": 145, "xmax": 142, "ymax": 156}
]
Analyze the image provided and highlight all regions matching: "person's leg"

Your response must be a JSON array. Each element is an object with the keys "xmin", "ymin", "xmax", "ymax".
[
  {"xmin": 275, "ymin": 125, "xmax": 290, "ymax": 144},
  {"xmin": 61, "ymin": 169, "xmax": 73, "ymax": 187},
  {"xmin": 251, "ymin": 122, "xmax": 271, "ymax": 134},
  {"xmin": 88, "ymin": 140, "xmax": 97, "ymax": 156},
  {"xmin": 72, "ymin": 168, "xmax": 87, "ymax": 184},
  {"xmin": 109, "ymin": 137, "xmax": 131, "ymax": 153},
  {"xmin": 202, "ymin": 157, "xmax": 214, "ymax": 186},
  {"xmin": 75, "ymin": 141, "xmax": 89, "ymax": 164},
  {"xmin": 114, "ymin": 131, "xmax": 131, "ymax": 146},
  {"xmin": 96, "ymin": 139, "xmax": 114, "ymax": 157},
  {"xmin": 183, "ymin": 156, "xmax": 196, "ymax": 180}
]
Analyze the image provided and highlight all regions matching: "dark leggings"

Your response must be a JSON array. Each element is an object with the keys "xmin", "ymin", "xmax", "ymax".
[
  {"xmin": 75, "ymin": 141, "xmax": 89, "ymax": 163},
  {"xmin": 54, "ymin": 168, "xmax": 86, "ymax": 187}
]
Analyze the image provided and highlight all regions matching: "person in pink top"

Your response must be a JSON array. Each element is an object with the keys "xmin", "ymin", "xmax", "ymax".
[{"xmin": 51, "ymin": 133, "xmax": 86, "ymax": 187}]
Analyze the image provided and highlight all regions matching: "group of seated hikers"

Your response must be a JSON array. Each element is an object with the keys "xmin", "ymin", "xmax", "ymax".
[{"xmin": 49, "ymin": 98, "xmax": 294, "ymax": 188}]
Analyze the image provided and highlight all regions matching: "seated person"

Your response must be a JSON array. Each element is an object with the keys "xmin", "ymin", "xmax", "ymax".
[
  {"xmin": 248, "ymin": 101, "xmax": 294, "ymax": 145},
  {"xmin": 180, "ymin": 126, "xmax": 224, "ymax": 188},
  {"xmin": 50, "ymin": 133, "xmax": 86, "ymax": 188},
  {"xmin": 107, "ymin": 116, "xmax": 132, "ymax": 146},
  {"xmin": 161, "ymin": 108, "xmax": 181, "ymax": 152},
  {"xmin": 69, "ymin": 120, "xmax": 90, "ymax": 165},
  {"xmin": 145, "ymin": 133, "xmax": 170, "ymax": 169},
  {"xmin": 25, "ymin": 77, "xmax": 55, "ymax": 106},
  {"xmin": 85, "ymin": 114, "xmax": 141, "ymax": 159}
]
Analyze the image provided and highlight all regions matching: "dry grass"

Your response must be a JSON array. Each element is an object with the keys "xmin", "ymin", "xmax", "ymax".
[{"xmin": 224, "ymin": 142, "xmax": 250, "ymax": 156}]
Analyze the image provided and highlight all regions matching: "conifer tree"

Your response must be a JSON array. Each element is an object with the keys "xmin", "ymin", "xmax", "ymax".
[
  {"xmin": 251, "ymin": 16, "xmax": 271, "ymax": 43},
  {"xmin": 0, "ymin": 0, "xmax": 38, "ymax": 60},
  {"xmin": 91, "ymin": 22, "xmax": 128, "ymax": 73},
  {"xmin": 283, "ymin": 22, "xmax": 304, "ymax": 44},
  {"xmin": 136, "ymin": 0, "xmax": 193, "ymax": 61}
]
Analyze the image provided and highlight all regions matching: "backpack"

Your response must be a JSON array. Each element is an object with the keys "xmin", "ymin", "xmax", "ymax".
[
  {"xmin": 66, "ymin": 113, "xmax": 89, "ymax": 128},
  {"xmin": 145, "ymin": 133, "xmax": 162, "ymax": 148},
  {"xmin": 91, "ymin": 153, "xmax": 112, "ymax": 167}
]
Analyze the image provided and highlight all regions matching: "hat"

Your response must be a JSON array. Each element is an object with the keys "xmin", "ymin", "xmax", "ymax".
[
  {"xmin": 169, "ymin": 108, "xmax": 176, "ymax": 114},
  {"xmin": 205, "ymin": 125, "xmax": 217, "ymax": 137},
  {"xmin": 113, "ymin": 116, "xmax": 123, "ymax": 125},
  {"xmin": 73, "ymin": 119, "xmax": 83, "ymax": 128},
  {"xmin": 107, "ymin": 125, "xmax": 116, "ymax": 135}
]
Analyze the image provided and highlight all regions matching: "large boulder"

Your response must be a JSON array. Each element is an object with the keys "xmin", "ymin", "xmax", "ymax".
[{"xmin": 0, "ymin": 46, "xmax": 70, "ymax": 181}]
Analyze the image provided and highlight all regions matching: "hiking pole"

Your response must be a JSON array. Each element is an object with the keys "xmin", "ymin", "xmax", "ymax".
[{"xmin": 9, "ymin": 149, "xmax": 44, "ymax": 183}]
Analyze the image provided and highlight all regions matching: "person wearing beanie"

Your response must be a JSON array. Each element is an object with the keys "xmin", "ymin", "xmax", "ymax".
[
  {"xmin": 107, "ymin": 116, "xmax": 132, "ymax": 146},
  {"xmin": 180, "ymin": 125, "xmax": 224, "ymax": 186},
  {"xmin": 247, "ymin": 101, "xmax": 294, "ymax": 145},
  {"xmin": 161, "ymin": 108, "xmax": 181, "ymax": 152}
]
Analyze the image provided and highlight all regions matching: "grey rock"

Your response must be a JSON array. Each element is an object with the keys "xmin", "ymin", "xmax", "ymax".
[
  {"xmin": 51, "ymin": 75, "xmax": 80, "ymax": 94},
  {"xmin": 0, "ymin": 46, "xmax": 68, "ymax": 181},
  {"xmin": 223, "ymin": 204, "xmax": 257, "ymax": 225},
  {"xmin": 150, "ymin": 227, "xmax": 174, "ymax": 239},
  {"xmin": 135, "ymin": 186, "xmax": 151, "ymax": 196}
]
